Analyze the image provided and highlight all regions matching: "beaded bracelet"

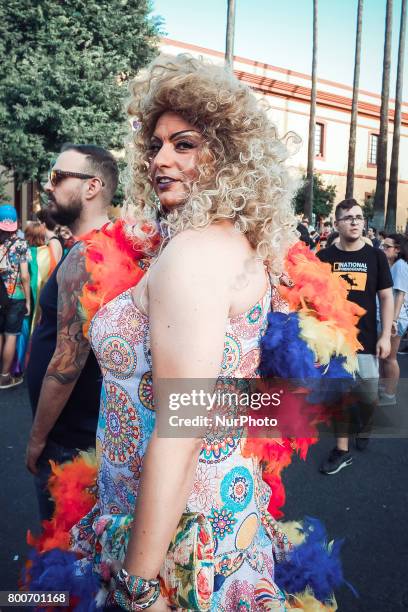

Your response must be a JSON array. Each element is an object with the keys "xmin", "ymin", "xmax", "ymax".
[
  {"xmin": 112, "ymin": 585, "xmax": 160, "ymax": 611},
  {"xmin": 113, "ymin": 568, "xmax": 160, "ymax": 611}
]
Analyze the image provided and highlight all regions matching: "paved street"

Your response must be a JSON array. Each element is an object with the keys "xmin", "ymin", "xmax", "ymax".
[{"xmin": 1, "ymin": 358, "xmax": 408, "ymax": 611}]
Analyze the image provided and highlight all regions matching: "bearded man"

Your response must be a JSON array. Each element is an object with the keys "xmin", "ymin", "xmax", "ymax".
[{"xmin": 26, "ymin": 144, "xmax": 118, "ymax": 520}]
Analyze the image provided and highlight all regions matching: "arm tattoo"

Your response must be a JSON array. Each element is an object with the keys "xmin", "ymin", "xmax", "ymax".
[{"xmin": 46, "ymin": 243, "xmax": 91, "ymax": 385}]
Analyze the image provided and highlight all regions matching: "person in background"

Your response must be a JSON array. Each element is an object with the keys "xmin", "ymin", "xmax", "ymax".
[
  {"xmin": 378, "ymin": 234, "xmax": 408, "ymax": 405},
  {"xmin": 36, "ymin": 208, "xmax": 64, "ymax": 264},
  {"xmin": 12, "ymin": 221, "xmax": 60, "ymax": 377},
  {"xmin": 0, "ymin": 205, "xmax": 31, "ymax": 389},
  {"xmin": 26, "ymin": 221, "xmax": 46, "ymax": 247},
  {"xmin": 326, "ymin": 231, "xmax": 339, "ymax": 247},
  {"xmin": 368, "ymin": 227, "xmax": 381, "ymax": 248},
  {"xmin": 317, "ymin": 198, "xmax": 393, "ymax": 473},
  {"xmin": 56, "ymin": 225, "xmax": 76, "ymax": 253},
  {"xmin": 310, "ymin": 228, "xmax": 320, "ymax": 250},
  {"xmin": 378, "ymin": 230, "xmax": 387, "ymax": 248},
  {"xmin": 17, "ymin": 220, "xmax": 61, "ymax": 363},
  {"xmin": 322, "ymin": 221, "xmax": 332, "ymax": 238},
  {"xmin": 297, "ymin": 220, "xmax": 311, "ymax": 246},
  {"xmin": 296, "ymin": 215, "xmax": 315, "ymax": 248},
  {"xmin": 25, "ymin": 222, "xmax": 60, "ymax": 328}
]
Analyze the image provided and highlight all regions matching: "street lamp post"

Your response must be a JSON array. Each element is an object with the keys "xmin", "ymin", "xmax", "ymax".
[{"xmin": 225, "ymin": 0, "xmax": 236, "ymax": 69}]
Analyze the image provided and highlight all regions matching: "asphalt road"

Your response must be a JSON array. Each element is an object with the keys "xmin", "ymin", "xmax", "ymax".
[{"xmin": 1, "ymin": 358, "xmax": 408, "ymax": 611}]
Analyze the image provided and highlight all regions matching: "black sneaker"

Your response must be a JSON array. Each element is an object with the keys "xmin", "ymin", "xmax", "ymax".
[
  {"xmin": 320, "ymin": 448, "xmax": 353, "ymax": 475},
  {"xmin": 355, "ymin": 436, "xmax": 370, "ymax": 451}
]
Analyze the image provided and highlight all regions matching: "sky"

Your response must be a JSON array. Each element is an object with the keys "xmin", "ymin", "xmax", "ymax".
[{"xmin": 152, "ymin": 0, "xmax": 407, "ymax": 101}]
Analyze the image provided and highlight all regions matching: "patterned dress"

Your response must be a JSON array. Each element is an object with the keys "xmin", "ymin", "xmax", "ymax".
[{"xmin": 71, "ymin": 284, "xmax": 289, "ymax": 611}]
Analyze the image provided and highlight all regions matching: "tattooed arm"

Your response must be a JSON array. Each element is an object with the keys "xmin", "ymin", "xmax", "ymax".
[{"xmin": 26, "ymin": 243, "xmax": 91, "ymax": 474}]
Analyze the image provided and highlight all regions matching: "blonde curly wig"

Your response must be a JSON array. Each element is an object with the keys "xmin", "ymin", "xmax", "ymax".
[{"xmin": 124, "ymin": 53, "xmax": 299, "ymax": 273}]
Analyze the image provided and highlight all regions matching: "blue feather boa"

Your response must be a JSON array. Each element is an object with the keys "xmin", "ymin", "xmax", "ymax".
[
  {"xmin": 274, "ymin": 517, "xmax": 357, "ymax": 602},
  {"xmin": 27, "ymin": 548, "xmax": 100, "ymax": 611}
]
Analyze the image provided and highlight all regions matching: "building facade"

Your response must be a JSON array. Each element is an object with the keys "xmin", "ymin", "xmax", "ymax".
[
  {"xmin": 4, "ymin": 37, "xmax": 407, "ymax": 230},
  {"xmin": 161, "ymin": 38, "xmax": 408, "ymax": 230}
]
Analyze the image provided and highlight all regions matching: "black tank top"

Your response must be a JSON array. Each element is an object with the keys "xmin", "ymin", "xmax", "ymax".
[{"xmin": 26, "ymin": 251, "xmax": 101, "ymax": 449}]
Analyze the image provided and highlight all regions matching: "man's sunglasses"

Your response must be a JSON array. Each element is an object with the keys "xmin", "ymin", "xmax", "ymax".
[{"xmin": 48, "ymin": 169, "xmax": 105, "ymax": 187}]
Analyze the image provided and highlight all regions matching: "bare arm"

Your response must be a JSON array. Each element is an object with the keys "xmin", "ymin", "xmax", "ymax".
[
  {"xmin": 26, "ymin": 244, "xmax": 90, "ymax": 474},
  {"xmin": 20, "ymin": 260, "xmax": 31, "ymax": 315},
  {"xmin": 393, "ymin": 289, "xmax": 406, "ymax": 322},
  {"xmin": 123, "ymin": 231, "xmax": 230, "ymax": 580},
  {"xmin": 49, "ymin": 237, "xmax": 63, "ymax": 265},
  {"xmin": 377, "ymin": 287, "xmax": 394, "ymax": 358}
]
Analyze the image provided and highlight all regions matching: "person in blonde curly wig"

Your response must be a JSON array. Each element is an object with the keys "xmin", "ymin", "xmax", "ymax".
[
  {"xmin": 69, "ymin": 54, "xmax": 301, "ymax": 612},
  {"xmin": 125, "ymin": 53, "xmax": 298, "ymax": 275}
]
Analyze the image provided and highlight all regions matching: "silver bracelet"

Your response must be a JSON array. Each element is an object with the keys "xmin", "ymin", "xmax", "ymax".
[
  {"xmin": 112, "ymin": 586, "xmax": 160, "ymax": 611},
  {"xmin": 113, "ymin": 568, "xmax": 160, "ymax": 611}
]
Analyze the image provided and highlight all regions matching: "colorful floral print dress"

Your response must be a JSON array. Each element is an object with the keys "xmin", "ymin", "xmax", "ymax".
[{"xmin": 71, "ymin": 284, "xmax": 289, "ymax": 611}]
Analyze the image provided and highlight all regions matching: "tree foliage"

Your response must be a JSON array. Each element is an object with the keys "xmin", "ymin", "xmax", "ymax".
[
  {"xmin": 0, "ymin": 171, "xmax": 12, "ymax": 202},
  {"xmin": 0, "ymin": 1, "xmax": 162, "ymax": 186},
  {"xmin": 294, "ymin": 174, "xmax": 337, "ymax": 220}
]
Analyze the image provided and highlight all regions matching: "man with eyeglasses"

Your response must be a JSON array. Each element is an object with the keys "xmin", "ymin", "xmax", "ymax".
[
  {"xmin": 25, "ymin": 143, "xmax": 119, "ymax": 520},
  {"xmin": 317, "ymin": 198, "xmax": 393, "ymax": 475}
]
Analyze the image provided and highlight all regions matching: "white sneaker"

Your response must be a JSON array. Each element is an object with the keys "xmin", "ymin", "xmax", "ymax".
[
  {"xmin": 378, "ymin": 393, "xmax": 397, "ymax": 406},
  {"xmin": 0, "ymin": 374, "xmax": 23, "ymax": 389}
]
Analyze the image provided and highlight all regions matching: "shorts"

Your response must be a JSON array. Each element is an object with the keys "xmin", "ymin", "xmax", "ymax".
[
  {"xmin": 335, "ymin": 354, "xmax": 379, "ymax": 437},
  {"xmin": 396, "ymin": 316, "xmax": 408, "ymax": 337},
  {"xmin": 0, "ymin": 299, "xmax": 26, "ymax": 335},
  {"xmin": 355, "ymin": 353, "xmax": 379, "ymax": 405},
  {"xmin": 378, "ymin": 316, "xmax": 408, "ymax": 338}
]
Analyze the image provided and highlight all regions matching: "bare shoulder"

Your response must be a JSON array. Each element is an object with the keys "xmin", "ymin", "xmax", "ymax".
[{"xmin": 151, "ymin": 224, "xmax": 244, "ymax": 283}]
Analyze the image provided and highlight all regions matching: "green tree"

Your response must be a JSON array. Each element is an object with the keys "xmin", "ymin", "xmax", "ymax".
[
  {"xmin": 0, "ymin": 171, "xmax": 12, "ymax": 203},
  {"xmin": 0, "ymin": 0, "xmax": 162, "ymax": 187},
  {"xmin": 295, "ymin": 174, "xmax": 336, "ymax": 222}
]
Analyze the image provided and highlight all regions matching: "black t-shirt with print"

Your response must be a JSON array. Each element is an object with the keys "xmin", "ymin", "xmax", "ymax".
[{"xmin": 317, "ymin": 244, "xmax": 392, "ymax": 354}]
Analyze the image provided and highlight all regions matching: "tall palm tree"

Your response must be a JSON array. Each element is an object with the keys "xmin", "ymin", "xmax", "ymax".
[
  {"xmin": 225, "ymin": 0, "xmax": 236, "ymax": 68},
  {"xmin": 372, "ymin": 0, "xmax": 393, "ymax": 229},
  {"xmin": 386, "ymin": 0, "xmax": 406, "ymax": 231},
  {"xmin": 305, "ymin": 0, "xmax": 318, "ymax": 222},
  {"xmin": 346, "ymin": 0, "xmax": 364, "ymax": 199}
]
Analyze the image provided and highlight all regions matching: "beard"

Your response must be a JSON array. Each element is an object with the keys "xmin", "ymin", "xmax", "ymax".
[{"xmin": 47, "ymin": 193, "xmax": 83, "ymax": 227}]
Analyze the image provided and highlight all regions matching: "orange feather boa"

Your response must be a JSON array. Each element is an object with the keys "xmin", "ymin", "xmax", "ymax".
[{"xmin": 79, "ymin": 219, "xmax": 160, "ymax": 338}]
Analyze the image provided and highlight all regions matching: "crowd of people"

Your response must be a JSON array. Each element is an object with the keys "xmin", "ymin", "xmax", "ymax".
[
  {"xmin": 0, "ymin": 53, "xmax": 407, "ymax": 611},
  {"xmin": 296, "ymin": 213, "xmax": 403, "ymax": 253},
  {"xmin": 0, "ymin": 206, "xmax": 75, "ymax": 387}
]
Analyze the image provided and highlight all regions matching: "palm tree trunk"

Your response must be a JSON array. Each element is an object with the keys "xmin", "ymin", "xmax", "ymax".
[
  {"xmin": 372, "ymin": 0, "xmax": 393, "ymax": 229},
  {"xmin": 385, "ymin": 0, "xmax": 406, "ymax": 232},
  {"xmin": 225, "ymin": 0, "xmax": 236, "ymax": 68},
  {"xmin": 346, "ymin": 0, "xmax": 364, "ymax": 199},
  {"xmin": 305, "ymin": 0, "xmax": 318, "ymax": 222}
]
